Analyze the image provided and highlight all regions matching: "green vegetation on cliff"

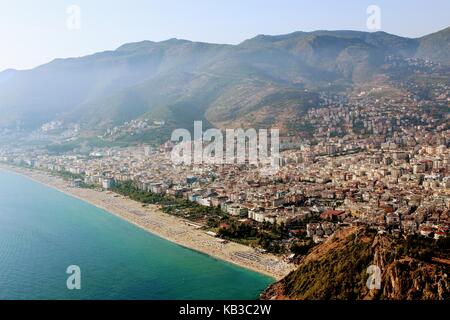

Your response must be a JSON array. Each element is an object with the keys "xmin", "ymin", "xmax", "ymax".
[{"xmin": 262, "ymin": 228, "xmax": 449, "ymax": 300}]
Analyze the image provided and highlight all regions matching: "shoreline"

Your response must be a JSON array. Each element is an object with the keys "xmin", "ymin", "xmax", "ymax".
[{"xmin": 0, "ymin": 164, "xmax": 294, "ymax": 280}]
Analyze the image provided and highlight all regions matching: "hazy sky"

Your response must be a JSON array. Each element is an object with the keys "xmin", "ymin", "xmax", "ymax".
[{"xmin": 1, "ymin": 0, "xmax": 449, "ymax": 71}]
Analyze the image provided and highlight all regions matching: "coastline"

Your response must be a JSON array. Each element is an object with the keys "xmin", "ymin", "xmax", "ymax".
[{"xmin": 0, "ymin": 164, "xmax": 294, "ymax": 280}]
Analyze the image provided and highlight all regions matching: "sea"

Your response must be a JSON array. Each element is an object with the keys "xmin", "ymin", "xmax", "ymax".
[{"xmin": 0, "ymin": 169, "xmax": 272, "ymax": 300}]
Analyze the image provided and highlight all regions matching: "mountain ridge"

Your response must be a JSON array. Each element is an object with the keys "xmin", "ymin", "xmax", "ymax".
[{"xmin": 0, "ymin": 27, "xmax": 449, "ymax": 138}]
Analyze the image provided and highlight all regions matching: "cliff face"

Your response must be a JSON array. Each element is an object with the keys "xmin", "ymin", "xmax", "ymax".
[
  {"xmin": 381, "ymin": 258, "xmax": 448, "ymax": 299},
  {"xmin": 262, "ymin": 228, "xmax": 449, "ymax": 300}
]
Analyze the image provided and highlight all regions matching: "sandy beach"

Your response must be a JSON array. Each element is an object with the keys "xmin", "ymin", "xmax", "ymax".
[{"xmin": 0, "ymin": 164, "xmax": 294, "ymax": 280}]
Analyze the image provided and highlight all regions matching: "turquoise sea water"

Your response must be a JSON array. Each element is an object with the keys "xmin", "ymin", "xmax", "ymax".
[{"xmin": 0, "ymin": 169, "xmax": 272, "ymax": 300}]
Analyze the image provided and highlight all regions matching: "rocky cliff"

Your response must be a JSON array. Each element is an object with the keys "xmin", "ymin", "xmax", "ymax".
[{"xmin": 261, "ymin": 228, "xmax": 449, "ymax": 300}]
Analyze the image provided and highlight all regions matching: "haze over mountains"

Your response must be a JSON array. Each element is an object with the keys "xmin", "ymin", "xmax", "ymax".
[{"xmin": 1, "ymin": 27, "xmax": 449, "ymax": 137}]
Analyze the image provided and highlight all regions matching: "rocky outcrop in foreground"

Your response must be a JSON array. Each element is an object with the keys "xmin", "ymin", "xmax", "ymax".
[{"xmin": 262, "ymin": 228, "xmax": 449, "ymax": 300}]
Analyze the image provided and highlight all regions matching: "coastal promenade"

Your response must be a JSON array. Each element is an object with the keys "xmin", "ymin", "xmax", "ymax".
[{"xmin": 0, "ymin": 164, "xmax": 294, "ymax": 280}]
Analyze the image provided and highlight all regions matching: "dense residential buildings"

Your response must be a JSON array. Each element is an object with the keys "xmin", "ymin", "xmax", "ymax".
[{"xmin": 1, "ymin": 85, "xmax": 448, "ymax": 254}]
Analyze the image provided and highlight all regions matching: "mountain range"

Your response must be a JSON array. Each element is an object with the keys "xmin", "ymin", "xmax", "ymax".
[{"xmin": 1, "ymin": 27, "xmax": 449, "ymax": 139}]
